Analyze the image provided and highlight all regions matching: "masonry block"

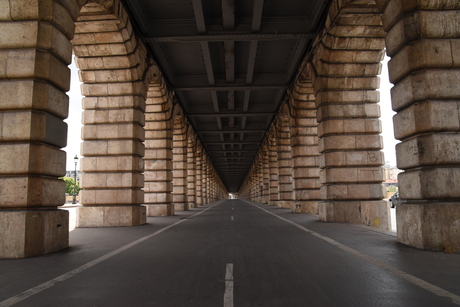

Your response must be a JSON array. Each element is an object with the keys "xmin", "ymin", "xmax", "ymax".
[
  {"xmin": 82, "ymin": 96, "xmax": 145, "ymax": 110},
  {"xmin": 80, "ymin": 188, "xmax": 143, "ymax": 205},
  {"xmin": 144, "ymin": 192, "xmax": 172, "ymax": 204},
  {"xmin": 82, "ymin": 124, "xmax": 145, "ymax": 141},
  {"xmin": 0, "ymin": 176, "xmax": 65, "ymax": 207},
  {"xmin": 393, "ymin": 101, "xmax": 460, "ymax": 140},
  {"xmin": 291, "ymin": 201, "xmax": 319, "ymax": 214},
  {"xmin": 396, "ymin": 134, "xmax": 460, "ymax": 169},
  {"xmin": 319, "ymin": 200, "xmax": 389, "ymax": 230},
  {"xmin": 0, "ymin": 111, "xmax": 67, "ymax": 146},
  {"xmin": 320, "ymin": 183, "xmax": 385, "ymax": 200},
  {"xmin": 397, "ymin": 203, "xmax": 460, "ymax": 252},
  {"xmin": 319, "ymin": 151, "xmax": 384, "ymax": 168},
  {"xmin": 0, "ymin": 209, "xmax": 69, "ymax": 258},
  {"xmin": 391, "ymin": 70, "xmax": 460, "ymax": 112},
  {"xmin": 398, "ymin": 168, "xmax": 460, "ymax": 200},
  {"xmin": 81, "ymin": 172, "xmax": 144, "ymax": 189},
  {"xmin": 0, "ymin": 49, "xmax": 70, "ymax": 91},
  {"xmin": 145, "ymin": 204, "xmax": 174, "ymax": 216},
  {"xmin": 320, "ymin": 167, "xmax": 384, "ymax": 183},
  {"xmin": 81, "ymin": 156, "xmax": 144, "ymax": 172},
  {"xmin": 0, "ymin": 144, "xmax": 65, "ymax": 176},
  {"xmin": 77, "ymin": 205, "xmax": 146, "ymax": 227}
]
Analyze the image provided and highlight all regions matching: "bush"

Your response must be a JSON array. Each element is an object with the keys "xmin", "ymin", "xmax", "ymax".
[{"xmin": 386, "ymin": 185, "xmax": 398, "ymax": 193}]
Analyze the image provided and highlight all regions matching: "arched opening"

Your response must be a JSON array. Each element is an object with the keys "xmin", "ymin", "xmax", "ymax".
[
  {"xmin": 378, "ymin": 54, "xmax": 399, "ymax": 232},
  {"xmin": 59, "ymin": 58, "xmax": 84, "ymax": 232},
  {"xmin": 73, "ymin": 1, "xmax": 147, "ymax": 227}
]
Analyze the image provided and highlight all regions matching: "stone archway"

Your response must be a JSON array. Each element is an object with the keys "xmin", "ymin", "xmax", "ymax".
[
  {"xmin": 73, "ymin": 1, "xmax": 147, "ymax": 227},
  {"xmin": 308, "ymin": 0, "xmax": 389, "ymax": 230},
  {"xmin": 0, "ymin": 0, "xmax": 152, "ymax": 257},
  {"xmin": 143, "ymin": 68, "xmax": 175, "ymax": 217},
  {"xmin": 289, "ymin": 68, "xmax": 321, "ymax": 214}
]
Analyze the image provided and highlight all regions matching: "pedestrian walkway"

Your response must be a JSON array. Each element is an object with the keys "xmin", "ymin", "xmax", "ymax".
[{"xmin": 1, "ymin": 200, "xmax": 459, "ymax": 307}]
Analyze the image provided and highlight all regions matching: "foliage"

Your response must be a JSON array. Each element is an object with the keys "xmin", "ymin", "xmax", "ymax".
[
  {"xmin": 386, "ymin": 185, "xmax": 398, "ymax": 193},
  {"xmin": 59, "ymin": 177, "xmax": 81, "ymax": 195}
]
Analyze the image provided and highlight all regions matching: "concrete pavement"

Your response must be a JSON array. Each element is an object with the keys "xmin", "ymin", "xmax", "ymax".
[{"xmin": 1, "ymin": 200, "xmax": 459, "ymax": 307}]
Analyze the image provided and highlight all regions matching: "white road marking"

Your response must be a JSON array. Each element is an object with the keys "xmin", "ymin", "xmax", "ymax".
[
  {"xmin": 231, "ymin": 216, "xmax": 234, "ymax": 221},
  {"xmin": 224, "ymin": 263, "xmax": 234, "ymax": 307},
  {"xmin": 0, "ymin": 201, "xmax": 225, "ymax": 307},
  {"xmin": 245, "ymin": 200, "xmax": 460, "ymax": 306}
]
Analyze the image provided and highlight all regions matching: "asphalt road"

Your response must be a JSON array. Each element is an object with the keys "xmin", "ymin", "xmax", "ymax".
[{"xmin": 1, "ymin": 200, "xmax": 459, "ymax": 307}]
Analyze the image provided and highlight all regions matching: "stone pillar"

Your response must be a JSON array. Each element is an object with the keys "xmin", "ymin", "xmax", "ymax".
[
  {"xmin": 262, "ymin": 145, "xmax": 270, "ymax": 204},
  {"xmin": 75, "ymin": 4, "xmax": 146, "ymax": 227},
  {"xmin": 205, "ymin": 160, "xmax": 212, "ymax": 204},
  {"xmin": 312, "ymin": 0, "xmax": 389, "ymax": 229},
  {"xmin": 172, "ymin": 113, "xmax": 188, "ymax": 211},
  {"xmin": 211, "ymin": 176, "xmax": 216, "ymax": 202},
  {"xmin": 203, "ymin": 156, "xmax": 210, "ymax": 204},
  {"xmin": 290, "ymin": 75, "xmax": 321, "ymax": 214},
  {"xmin": 250, "ymin": 166, "xmax": 257, "ymax": 201},
  {"xmin": 143, "ymin": 79, "xmax": 174, "ymax": 216},
  {"xmin": 268, "ymin": 130, "xmax": 280, "ymax": 206},
  {"xmin": 0, "ymin": 1, "xmax": 76, "ymax": 258},
  {"xmin": 195, "ymin": 145, "xmax": 203, "ymax": 206},
  {"xmin": 378, "ymin": 0, "xmax": 460, "ymax": 250},
  {"xmin": 277, "ymin": 108, "xmax": 294, "ymax": 209},
  {"xmin": 208, "ymin": 166, "xmax": 213, "ymax": 202},
  {"xmin": 201, "ymin": 155, "xmax": 208, "ymax": 204},
  {"xmin": 257, "ymin": 155, "xmax": 264, "ymax": 203},
  {"xmin": 187, "ymin": 131, "xmax": 197, "ymax": 208}
]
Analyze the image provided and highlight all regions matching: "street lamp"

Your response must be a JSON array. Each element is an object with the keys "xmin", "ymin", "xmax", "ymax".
[{"xmin": 72, "ymin": 155, "xmax": 78, "ymax": 204}]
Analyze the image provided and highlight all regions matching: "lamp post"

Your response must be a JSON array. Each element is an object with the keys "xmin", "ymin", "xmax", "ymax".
[{"xmin": 72, "ymin": 155, "xmax": 78, "ymax": 204}]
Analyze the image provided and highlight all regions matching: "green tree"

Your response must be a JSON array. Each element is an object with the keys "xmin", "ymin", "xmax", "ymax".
[
  {"xmin": 386, "ymin": 185, "xmax": 398, "ymax": 193},
  {"xmin": 59, "ymin": 177, "xmax": 81, "ymax": 195}
]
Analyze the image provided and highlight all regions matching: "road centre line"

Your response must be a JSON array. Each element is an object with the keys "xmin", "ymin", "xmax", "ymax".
[
  {"xmin": 223, "ymin": 263, "xmax": 234, "ymax": 307},
  {"xmin": 0, "ymin": 201, "xmax": 225, "ymax": 307},
  {"xmin": 244, "ymin": 200, "xmax": 460, "ymax": 306}
]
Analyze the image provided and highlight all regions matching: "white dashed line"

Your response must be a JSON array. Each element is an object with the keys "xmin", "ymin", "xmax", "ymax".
[{"xmin": 223, "ymin": 263, "xmax": 234, "ymax": 307}]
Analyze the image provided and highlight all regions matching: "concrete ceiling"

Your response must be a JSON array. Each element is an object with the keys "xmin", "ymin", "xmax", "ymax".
[{"xmin": 121, "ymin": 0, "xmax": 332, "ymax": 192}]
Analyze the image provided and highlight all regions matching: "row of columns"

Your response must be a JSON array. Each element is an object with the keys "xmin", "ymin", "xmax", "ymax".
[
  {"xmin": 240, "ymin": 0, "xmax": 460, "ymax": 252},
  {"xmin": 141, "ymin": 79, "xmax": 227, "ymax": 217},
  {"xmin": 0, "ymin": 0, "xmax": 227, "ymax": 258}
]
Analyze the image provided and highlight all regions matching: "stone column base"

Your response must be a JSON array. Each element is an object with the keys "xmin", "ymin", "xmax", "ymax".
[
  {"xmin": 145, "ymin": 204, "xmax": 174, "ymax": 216},
  {"xmin": 397, "ymin": 203, "xmax": 460, "ymax": 252},
  {"xmin": 292, "ymin": 201, "xmax": 319, "ymax": 214},
  {"xmin": 174, "ymin": 203, "xmax": 188, "ymax": 211},
  {"xmin": 319, "ymin": 200, "xmax": 390, "ymax": 230},
  {"xmin": 278, "ymin": 200, "xmax": 292, "ymax": 209},
  {"xmin": 77, "ymin": 206, "xmax": 146, "ymax": 227},
  {"xmin": 0, "ymin": 209, "xmax": 69, "ymax": 259}
]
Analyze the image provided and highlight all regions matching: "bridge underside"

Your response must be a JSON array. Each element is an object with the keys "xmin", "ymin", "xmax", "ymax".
[{"xmin": 0, "ymin": 0, "xmax": 460, "ymax": 258}]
